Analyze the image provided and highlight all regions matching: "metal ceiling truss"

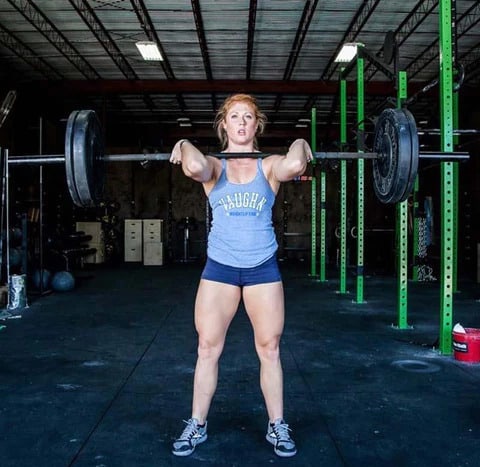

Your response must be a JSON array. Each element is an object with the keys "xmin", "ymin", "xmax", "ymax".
[
  {"xmin": 130, "ymin": 0, "xmax": 174, "ymax": 79},
  {"xmin": 365, "ymin": 0, "xmax": 439, "ymax": 81},
  {"xmin": 0, "ymin": 23, "xmax": 62, "ymax": 80},
  {"xmin": 0, "ymin": 0, "xmax": 477, "ymax": 134},
  {"xmin": 191, "ymin": 0, "xmax": 216, "ymax": 112},
  {"xmin": 130, "ymin": 0, "xmax": 188, "ymax": 115},
  {"xmin": 246, "ymin": 0, "xmax": 257, "ymax": 80},
  {"xmin": 406, "ymin": 1, "xmax": 480, "ymax": 80},
  {"xmin": 322, "ymin": 0, "xmax": 381, "ymax": 81},
  {"xmin": 308, "ymin": 0, "xmax": 381, "ymax": 125},
  {"xmin": 70, "ymin": 0, "xmax": 154, "ymax": 111},
  {"xmin": 7, "ymin": 0, "xmax": 99, "ymax": 79},
  {"xmin": 462, "ymin": 40, "xmax": 480, "ymax": 83},
  {"xmin": 130, "ymin": 0, "xmax": 184, "ymax": 112},
  {"xmin": 273, "ymin": 0, "xmax": 319, "ymax": 116},
  {"xmin": 69, "ymin": 0, "xmax": 137, "ymax": 80}
]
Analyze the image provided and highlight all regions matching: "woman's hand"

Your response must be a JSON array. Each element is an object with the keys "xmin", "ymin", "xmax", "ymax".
[
  {"xmin": 170, "ymin": 139, "xmax": 189, "ymax": 164},
  {"xmin": 288, "ymin": 138, "xmax": 314, "ymax": 163}
]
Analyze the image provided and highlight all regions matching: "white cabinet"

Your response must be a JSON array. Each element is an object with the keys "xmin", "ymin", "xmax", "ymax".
[
  {"xmin": 124, "ymin": 219, "xmax": 143, "ymax": 262},
  {"xmin": 142, "ymin": 219, "xmax": 163, "ymax": 265}
]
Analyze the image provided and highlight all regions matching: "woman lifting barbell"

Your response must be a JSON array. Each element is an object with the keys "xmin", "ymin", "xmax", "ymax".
[{"xmin": 169, "ymin": 93, "xmax": 313, "ymax": 457}]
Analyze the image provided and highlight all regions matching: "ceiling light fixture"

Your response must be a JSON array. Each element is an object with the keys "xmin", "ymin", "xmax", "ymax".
[
  {"xmin": 136, "ymin": 41, "xmax": 163, "ymax": 61},
  {"xmin": 334, "ymin": 43, "xmax": 361, "ymax": 63},
  {"xmin": 177, "ymin": 117, "xmax": 192, "ymax": 127}
]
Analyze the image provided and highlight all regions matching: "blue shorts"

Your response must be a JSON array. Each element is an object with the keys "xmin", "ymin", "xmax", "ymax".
[{"xmin": 201, "ymin": 255, "xmax": 282, "ymax": 287}]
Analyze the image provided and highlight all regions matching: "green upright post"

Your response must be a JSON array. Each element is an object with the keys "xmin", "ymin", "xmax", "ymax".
[
  {"xmin": 320, "ymin": 149, "xmax": 328, "ymax": 283},
  {"xmin": 452, "ymin": 92, "xmax": 459, "ymax": 293},
  {"xmin": 310, "ymin": 107, "xmax": 318, "ymax": 279},
  {"xmin": 439, "ymin": 0, "xmax": 455, "ymax": 355},
  {"xmin": 313, "ymin": 107, "xmax": 328, "ymax": 282},
  {"xmin": 355, "ymin": 55, "xmax": 365, "ymax": 303},
  {"xmin": 339, "ymin": 76, "xmax": 348, "ymax": 294},
  {"xmin": 396, "ymin": 71, "xmax": 409, "ymax": 329}
]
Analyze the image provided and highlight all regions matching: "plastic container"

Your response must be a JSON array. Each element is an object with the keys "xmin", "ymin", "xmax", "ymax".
[
  {"xmin": 453, "ymin": 327, "xmax": 480, "ymax": 363},
  {"xmin": 8, "ymin": 274, "xmax": 28, "ymax": 310}
]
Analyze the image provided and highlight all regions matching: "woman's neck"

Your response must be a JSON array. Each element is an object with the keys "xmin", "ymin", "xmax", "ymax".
[{"xmin": 225, "ymin": 142, "xmax": 255, "ymax": 153}]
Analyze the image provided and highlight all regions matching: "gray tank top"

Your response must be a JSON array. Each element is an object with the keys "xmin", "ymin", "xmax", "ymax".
[{"xmin": 207, "ymin": 158, "xmax": 278, "ymax": 267}]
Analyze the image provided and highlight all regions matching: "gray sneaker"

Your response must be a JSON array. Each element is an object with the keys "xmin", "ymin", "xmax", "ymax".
[
  {"xmin": 266, "ymin": 419, "xmax": 297, "ymax": 457},
  {"xmin": 172, "ymin": 418, "xmax": 208, "ymax": 456}
]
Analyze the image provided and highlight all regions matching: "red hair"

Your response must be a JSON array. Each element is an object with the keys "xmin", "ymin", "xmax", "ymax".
[{"xmin": 213, "ymin": 94, "xmax": 267, "ymax": 149}]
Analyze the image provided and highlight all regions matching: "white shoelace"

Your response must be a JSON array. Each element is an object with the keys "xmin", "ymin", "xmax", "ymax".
[
  {"xmin": 179, "ymin": 419, "xmax": 201, "ymax": 441},
  {"xmin": 272, "ymin": 422, "xmax": 293, "ymax": 442}
]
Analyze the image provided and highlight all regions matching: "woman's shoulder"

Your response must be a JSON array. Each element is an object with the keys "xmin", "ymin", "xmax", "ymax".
[{"xmin": 262, "ymin": 154, "xmax": 284, "ymax": 173}]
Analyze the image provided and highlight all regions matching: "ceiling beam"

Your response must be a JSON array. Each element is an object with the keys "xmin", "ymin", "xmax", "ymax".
[
  {"xmin": 70, "ymin": 0, "xmax": 138, "ymax": 80},
  {"xmin": 246, "ymin": 0, "xmax": 257, "ymax": 80},
  {"xmin": 273, "ymin": 0, "xmax": 319, "ymax": 115},
  {"xmin": 0, "ymin": 22, "xmax": 62, "ymax": 80},
  {"xmin": 22, "ymin": 79, "xmax": 416, "ymax": 96},
  {"xmin": 321, "ymin": 0, "xmax": 381, "ymax": 81},
  {"xmin": 8, "ymin": 0, "xmax": 99, "ymax": 79},
  {"xmin": 130, "ymin": 0, "xmax": 175, "ymax": 80},
  {"xmin": 365, "ymin": 0, "xmax": 439, "ymax": 81},
  {"xmin": 190, "ymin": 0, "xmax": 216, "ymax": 113}
]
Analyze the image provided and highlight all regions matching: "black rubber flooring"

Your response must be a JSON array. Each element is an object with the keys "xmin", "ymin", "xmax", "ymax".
[{"xmin": 1, "ymin": 262, "xmax": 480, "ymax": 467}]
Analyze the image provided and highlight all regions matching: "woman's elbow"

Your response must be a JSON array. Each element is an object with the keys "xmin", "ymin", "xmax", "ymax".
[
  {"xmin": 183, "ymin": 159, "xmax": 207, "ymax": 177},
  {"xmin": 287, "ymin": 158, "xmax": 307, "ymax": 177}
]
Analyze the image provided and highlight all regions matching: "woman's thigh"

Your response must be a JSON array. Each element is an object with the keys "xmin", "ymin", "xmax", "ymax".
[
  {"xmin": 242, "ymin": 282, "xmax": 285, "ymax": 344},
  {"xmin": 194, "ymin": 279, "xmax": 242, "ymax": 345}
]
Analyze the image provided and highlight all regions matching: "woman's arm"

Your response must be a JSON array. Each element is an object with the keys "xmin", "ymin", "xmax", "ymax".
[
  {"xmin": 170, "ymin": 139, "xmax": 217, "ymax": 183},
  {"xmin": 271, "ymin": 139, "xmax": 313, "ymax": 182}
]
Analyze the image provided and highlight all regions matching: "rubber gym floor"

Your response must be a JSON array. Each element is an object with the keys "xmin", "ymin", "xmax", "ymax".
[{"xmin": 1, "ymin": 261, "xmax": 480, "ymax": 467}]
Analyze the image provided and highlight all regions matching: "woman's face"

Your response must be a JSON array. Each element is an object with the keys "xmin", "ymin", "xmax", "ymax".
[{"xmin": 223, "ymin": 101, "xmax": 258, "ymax": 147}]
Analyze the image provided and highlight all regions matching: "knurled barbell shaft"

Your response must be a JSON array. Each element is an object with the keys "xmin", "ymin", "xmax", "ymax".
[
  {"xmin": 8, "ymin": 150, "xmax": 470, "ymax": 165},
  {"xmin": 5, "ymin": 107, "xmax": 472, "ymax": 208}
]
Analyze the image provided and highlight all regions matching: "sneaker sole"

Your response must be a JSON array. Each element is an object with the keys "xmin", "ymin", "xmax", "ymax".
[
  {"xmin": 172, "ymin": 435, "xmax": 207, "ymax": 457},
  {"xmin": 266, "ymin": 434, "xmax": 297, "ymax": 457}
]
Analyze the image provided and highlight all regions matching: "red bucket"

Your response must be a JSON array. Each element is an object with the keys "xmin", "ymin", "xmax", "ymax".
[{"xmin": 453, "ymin": 328, "xmax": 480, "ymax": 363}]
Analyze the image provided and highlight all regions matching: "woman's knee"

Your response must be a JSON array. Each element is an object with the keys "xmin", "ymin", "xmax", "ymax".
[
  {"xmin": 197, "ymin": 337, "xmax": 224, "ymax": 361},
  {"xmin": 255, "ymin": 336, "xmax": 281, "ymax": 362}
]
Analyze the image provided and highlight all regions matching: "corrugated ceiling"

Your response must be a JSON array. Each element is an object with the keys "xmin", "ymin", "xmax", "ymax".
[{"xmin": 0, "ymin": 0, "xmax": 479, "ymax": 140}]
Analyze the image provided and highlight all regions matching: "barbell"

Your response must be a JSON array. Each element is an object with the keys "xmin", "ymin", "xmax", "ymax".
[{"xmin": 8, "ymin": 107, "xmax": 468, "ymax": 207}]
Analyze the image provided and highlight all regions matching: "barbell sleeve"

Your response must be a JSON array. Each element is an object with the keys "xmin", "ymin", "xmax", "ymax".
[
  {"xmin": 8, "ymin": 155, "xmax": 65, "ymax": 164},
  {"xmin": 417, "ymin": 151, "xmax": 469, "ymax": 160}
]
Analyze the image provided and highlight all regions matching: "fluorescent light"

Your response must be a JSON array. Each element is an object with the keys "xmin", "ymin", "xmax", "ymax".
[
  {"xmin": 177, "ymin": 117, "xmax": 192, "ymax": 127},
  {"xmin": 136, "ymin": 41, "xmax": 163, "ymax": 61},
  {"xmin": 334, "ymin": 43, "xmax": 359, "ymax": 63}
]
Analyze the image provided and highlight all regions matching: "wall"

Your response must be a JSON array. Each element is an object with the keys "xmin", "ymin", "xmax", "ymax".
[{"xmin": 2, "ymin": 100, "xmax": 480, "ymax": 277}]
